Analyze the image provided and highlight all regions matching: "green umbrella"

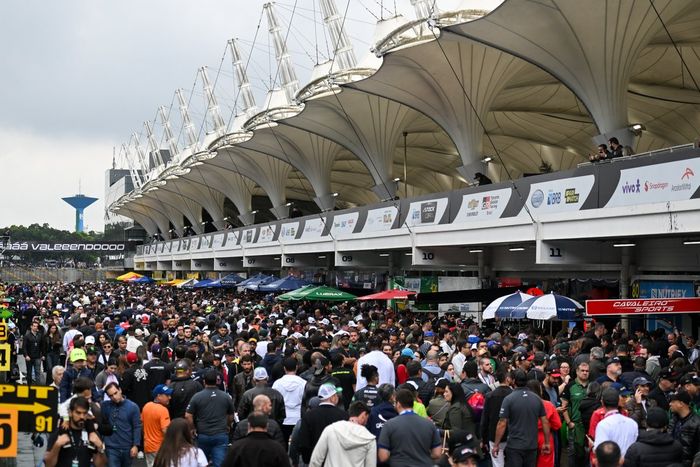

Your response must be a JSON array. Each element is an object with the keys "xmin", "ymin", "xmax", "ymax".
[
  {"xmin": 301, "ymin": 286, "xmax": 357, "ymax": 301},
  {"xmin": 277, "ymin": 285, "xmax": 318, "ymax": 301}
]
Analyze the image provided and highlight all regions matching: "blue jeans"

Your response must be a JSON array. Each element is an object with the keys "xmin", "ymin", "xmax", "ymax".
[
  {"xmin": 196, "ymin": 433, "xmax": 228, "ymax": 467},
  {"xmin": 106, "ymin": 447, "xmax": 132, "ymax": 467}
]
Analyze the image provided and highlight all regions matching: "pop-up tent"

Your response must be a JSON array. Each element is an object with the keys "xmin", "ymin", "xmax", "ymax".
[{"xmin": 258, "ymin": 275, "xmax": 311, "ymax": 292}]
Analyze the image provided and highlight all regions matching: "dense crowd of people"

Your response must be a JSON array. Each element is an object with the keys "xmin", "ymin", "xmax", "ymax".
[{"xmin": 1, "ymin": 279, "xmax": 699, "ymax": 467}]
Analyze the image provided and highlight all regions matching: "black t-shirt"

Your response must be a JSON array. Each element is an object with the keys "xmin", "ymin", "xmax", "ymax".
[{"xmin": 46, "ymin": 425, "xmax": 96, "ymax": 467}]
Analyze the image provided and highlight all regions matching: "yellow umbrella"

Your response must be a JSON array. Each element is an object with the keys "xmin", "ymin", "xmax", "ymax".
[{"xmin": 116, "ymin": 272, "xmax": 143, "ymax": 281}]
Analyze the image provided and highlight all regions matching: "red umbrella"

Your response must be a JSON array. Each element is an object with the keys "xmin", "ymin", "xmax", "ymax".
[{"xmin": 357, "ymin": 289, "xmax": 417, "ymax": 301}]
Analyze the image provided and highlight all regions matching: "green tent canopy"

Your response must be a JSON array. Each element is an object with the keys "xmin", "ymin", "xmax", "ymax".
[
  {"xmin": 277, "ymin": 285, "xmax": 356, "ymax": 301},
  {"xmin": 277, "ymin": 285, "xmax": 318, "ymax": 301},
  {"xmin": 302, "ymin": 286, "xmax": 357, "ymax": 301}
]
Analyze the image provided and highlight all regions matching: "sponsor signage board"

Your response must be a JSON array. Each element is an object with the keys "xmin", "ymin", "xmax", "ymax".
[
  {"xmin": 2, "ymin": 241, "xmax": 127, "ymax": 252},
  {"xmin": 523, "ymin": 175, "xmax": 594, "ymax": 215},
  {"xmin": 454, "ymin": 188, "xmax": 512, "ymax": 223},
  {"xmin": 224, "ymin": 231, "xmax": 238, "ymax": 247},
  {"xmin": 241, "ymin": 228, "xmax": 256, "ymax": 245},
  {"xmin": 211, "ymin": 234, "xmax": 225, "ymax": 250},
  {"xmin": 301, "ymin": 217, "xmax": 326, "ymax": 239},
  {"xmin": 632, "ymin": 280, "xmax": 695, "ymax": 299},
  {"xmin": 363, "ymin": 207, "xmax": 398, "ymax": 233},
  {"xmin": 605, "ymin": 158, "xmax": 700, "ymax": 207},
  {"xmin": 0, "ymin": 384, "xmax": 58, "ymax": 433},
  {"xmin": 258, "ymin": 225, "xmax": 276, "ymax": 243},
  {"xmin": 586, "ymin": 297, "xmax": 700, "ymax": 316},
  {"xmin": 279, "ymin": 222, "xmax": 299, "ymax": 241},
  {"xmin": 331, "ymin": 213, "xmax": 359, "ymax": 235},
  {"xmin": 406, "ymin": 198, "xmax": 448, "ymax": 227}
]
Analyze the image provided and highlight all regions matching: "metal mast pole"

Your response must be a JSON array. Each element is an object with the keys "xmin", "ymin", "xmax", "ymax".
[
  {"xmin": 176, "ymin": 88, "xmax": 199, "ymax": 151},
  {"xmin": 320, "ymin": 0, "xmax": 357, "ymax": 70},
  {"xmin": 228, "ymin": 39, "xmax": 258, "ymax": 117},
  {"xmin": 200, "ymin": 66, "xmax": 226, "ymax": 134},
  {"xmin": 264, "ymin": 2, "xmax": 299, "ymax": 102},
  {"xmin": 159, "ymin": 105, "xmax": 179, "ymax": 159}
]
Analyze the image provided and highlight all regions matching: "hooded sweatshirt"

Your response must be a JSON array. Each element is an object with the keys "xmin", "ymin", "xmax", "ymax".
[
  {"xmin": 272, "ymin": 373, "xmax": 307, "ymax": 425},
  {"xmin": 308, "ymin": 420, "xmax": 376, "ymax": 467}
]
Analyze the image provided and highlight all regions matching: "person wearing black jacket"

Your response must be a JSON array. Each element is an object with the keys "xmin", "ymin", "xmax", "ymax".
[
  {"xmin": 23, "ymin": 320, "xmax": 45, "ymax": 385},
  {"xmin": 669, "ymin": 390, "xmax": 700, "ymax": 466},
  {"xmin": 480, "ymin": 369, "xmax": 512, "ymax": 467},
  {"xmin": 223, "ymin": 412, "xmax": 291, "ymax": 467},
  {"xmin": 297, "ymin": 383, "xmax": 349, "ymax": 464},
  {"xmin": 623, "ymin": 406, "xmax": 683, "ymax": 467},
  {"xmin": 168, "ymin": 360, "xmax": 202, "ymax": 419}
]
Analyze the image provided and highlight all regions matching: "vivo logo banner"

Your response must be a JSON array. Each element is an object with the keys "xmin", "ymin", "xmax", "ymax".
[
  {"xmin": 605, "ymin": 158, "xmax": 700, "ymax": 207},
  {"xmin": 4, "ymin": 241, "xmax": 127, "ymax": 252}
]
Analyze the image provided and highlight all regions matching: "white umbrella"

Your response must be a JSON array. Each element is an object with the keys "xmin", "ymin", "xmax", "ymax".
[
  {"xmin": 482, "ymin": 291, "xmax": 533, "ymax": 319},
  {"xmin": 513, "ymin": 293, "xmax": 584, "ymax": 320}
]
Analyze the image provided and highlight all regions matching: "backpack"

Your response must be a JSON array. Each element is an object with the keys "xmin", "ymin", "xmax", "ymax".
[
  {"xmin": 421, "ymin": 366, "xmax": 444, "ymax": 388},
  {"xmin": 465, "ymin": 390, "xmax": 485, "ymax": 423}
]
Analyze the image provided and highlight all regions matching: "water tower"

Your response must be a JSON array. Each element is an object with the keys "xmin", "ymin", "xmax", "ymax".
[{"xmin": 62, "ymin": 194, "xmax": 98, "ymax": 232}]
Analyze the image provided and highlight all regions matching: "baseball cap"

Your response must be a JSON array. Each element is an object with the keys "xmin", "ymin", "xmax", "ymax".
[
  {"xmin": 452, "ymin": 446, "xmax": 480, "ymax": 463},
  {"xmin": 646, "ymin": 407, "xmax": 668, "ymax": 429},
  {"xmin": 84, "ymin": 336, "xmax": 96, "ymax": 345},
  {"xmin": 253, "ymin": 367, "xmax": 269, "ymax": 380},
  {"xmin": 424, "ymin": 331, "xmax": 434, "ymax": 337},
  {"xmin": 669, "ymin": 390, "xmax": 692, "ymax": 405},
  {"xmin": 318, "ymin": 383, "xmax": 342, "ymax": 400},
  {"xmin": 435, "ymin": 378, "xmax": 449, "ymax": 389},
  {"xmin": 126, "ymin": 352, "xmax": 139, "ymax": 364},
  {"xmin": 660, "ymin": 368, "xmax": 679, "ymax": 381},
  {"xmin": 605, "ymin": 357, "xmax": 621, "ymax": 367},
  {"xmin": 546, "ymin": 367, "xmax": 561, "ymax": 378},
  {"xmin": 308, "ymin": 396, "xmax": 321, "ymax": 409},
  {"xmin": 134, "ymin": 329, "xmax": 144, "ymax": 337},
  {"xmin": 86, "ymin": 346, "xmax": 98, "ymax": 356},
  {"xmin": 69, "ymin": 349, "xmax": 86, "ymax": 363},
  {"xmin": 611, "ymin": 382, "xmax": 631, "ymax": 396},
  {"xmin": 633, "ymin": 376, "xmax": 653, "ymax": 388},
  {"xmin": 152, "ymin": 384, "xmax": 173, "ymax": 397},
  {"xmin": 401, "ymin": 348, "xmax": 415, "ymax": 359},
  {"xmin": 680, "ymin": 374, "xmax": 700, "ymax": 386}
]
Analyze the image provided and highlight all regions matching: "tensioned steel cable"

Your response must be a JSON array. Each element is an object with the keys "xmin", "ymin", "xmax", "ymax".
[
  {"xmin": 648, "ymin": 0, "xmax": 700, "ymax": 93},
  {"xmin": 426, "ymin": 23, "xmax": 537, "ymax": 225}
]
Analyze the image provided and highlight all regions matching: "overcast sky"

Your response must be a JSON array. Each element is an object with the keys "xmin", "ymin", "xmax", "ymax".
[{"xmin": 0, "ymin": 0, "xmax": 493, "ymax": 233}]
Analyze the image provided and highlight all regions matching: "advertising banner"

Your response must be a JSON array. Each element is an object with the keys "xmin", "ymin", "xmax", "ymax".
[
  {"xmin": 437, "ymin": 276, "xmax": 481, "ymax": 312},
  {"xmin": 211, "ymin": 234, "xmax": 225, "ymax": 250},
  {"xmin": 605, "ymin": 158, "xmax": 700, "ymax": 208},
  {"xmin": 454, "ymin": 188, "xmax": 512, "ymax": 223},
  {"xmin": 3, "ymin": 241, "xmax": 127, "ymax": 252},
  {"xmin": 523, "ymin": 175, "xmax": 595, "ymax": 216},
  {"xmin": 406, "ymin": 198, "xmax": 448, "ymax": 227},
  {"xmin": 632, "ymin": 280, "xmax": 695, "ymax": 299},
  {"xmin": 363, "ymin": 206, "xmax": 398, "ymax": 233},
  {"xmin": 279, "ymin": 222, "xmax": 299, "ymax": 241},
  {"xmin": 586, "ymin": 298, "xmax": 700, "ymax": 315},
  {"xmin": 224, "ymin": 231, "xmax": 238, "ymax": 247},
  {"xmin": 301, "ymin": 217, "xmax": 326, "ymax": 239},
  {"xmin": 331, "ymin": 212, "xmax": 359, "ymax": 235},
  {"xmin": 258, "ymin": 225, "xmax": 276, "ymax": 243},
  {"xmin": 241, "ymin": 228, "xmax": 256, "ymax": 245}
]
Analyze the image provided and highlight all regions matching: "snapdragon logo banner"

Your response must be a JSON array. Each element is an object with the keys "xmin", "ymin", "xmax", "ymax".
[{"xmin": 3, "ymin": 241, "xmax": 126, "ymax": 253}]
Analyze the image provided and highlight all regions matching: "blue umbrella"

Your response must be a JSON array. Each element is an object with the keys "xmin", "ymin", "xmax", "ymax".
[
  {"xmin": 483, "ymin": 291, "xmax": 533, "ymax": 319},
  {"xmin": 258, "ymin": 275, "xmax": 311, "ymax": 292},
  {"xmin": 512, "ymin": 293, "xmax": 584, "ymax": 320},
  {"xmin": 204, "ymin": 279, "xmax": 224, "ymax": 288}
]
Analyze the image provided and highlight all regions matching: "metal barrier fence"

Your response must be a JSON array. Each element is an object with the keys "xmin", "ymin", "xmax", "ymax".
[{"xmin": 0, "ymin": 267, "xmax": 110, "ymax": 283}]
